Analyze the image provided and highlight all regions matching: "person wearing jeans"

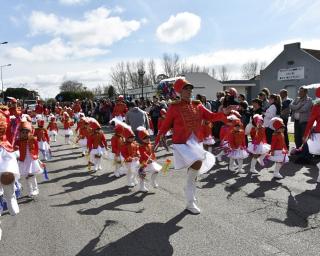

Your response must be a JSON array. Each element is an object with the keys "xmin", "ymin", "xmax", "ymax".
[{"xmin": 290, "ymin": 87, "xmax": 313, "ymax": 148}]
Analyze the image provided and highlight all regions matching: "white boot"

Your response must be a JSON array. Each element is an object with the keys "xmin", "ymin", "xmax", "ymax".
[
  {"xmin": 26, "ymin": 177, "xmax": 34, "ymax": 197},
  {"xmin": 53, "ymin": 135, "xmax": 57, "ymax": 142},
  {"xmin": 237, "ymin": 159, "xmax": 245, "ymax": 173},
  {"xmin": 30, "ymin": 176, "xmax": 39, "ymax": 196},
  {"xmin": 273, "ymin": 163, "xmax": 283, "ymax": 179},
  {"xmin": 229, "ymin": 159, "xmax": 236, "ymax": 172},
  {"xmin": 139, "ymin": 178, "xmax": 148, "ymax": 192},
  {"xmin": 127, "ymin": 170, "xmax": 135, "ymax": 187},
  {"xmin": 257, "ymin": 154, "xmax": 266, "ymax": 166},
  {"xmin": 3, "ymin": 184, "xmax": 19, "ymax": 216},
  {"xmin": 150, "ymin": 172, "xmax": 159, "ymax": 188},
  {"xmin": 316, "ymin": 163, "xmax": 320, "ymax": 183},
  {"xmin": 185, "ymin": 168, "xmax": 200, "ymax": 214},
  {"xmin": 250, "ymin": 158, "xmax": 259, "ymax": 174}
]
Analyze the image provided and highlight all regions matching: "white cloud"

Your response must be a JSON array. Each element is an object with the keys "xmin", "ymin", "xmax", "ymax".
[
  {"xmin": 156, "ymin": 12, "xmax": 201, "ymax": 44},
  {"xmin": 6, "ymin": 38, "xmax": 109, "ymax": 61},
  {"xmin": 28, "ymin": 7, "xmax": 142, "ymax": 47},
  {"xmin": 59, "ymin": 0, "xmax": 90, "ymax": 5}
]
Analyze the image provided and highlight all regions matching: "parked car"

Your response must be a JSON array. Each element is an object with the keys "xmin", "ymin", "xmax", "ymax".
[{"xmin": 24, "ymin": 100, "xmax": 37, "ymax": 111}]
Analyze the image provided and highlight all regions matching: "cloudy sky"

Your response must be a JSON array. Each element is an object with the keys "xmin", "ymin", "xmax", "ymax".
[{"xmin": 0, "ymin": 0, "xmax": 319, "ymax": 98}]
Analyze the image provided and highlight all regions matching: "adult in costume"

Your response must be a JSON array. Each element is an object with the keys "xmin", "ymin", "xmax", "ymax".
[{"xmin": 156, "ymin": 79, "xmax": 227, "ymax": 214}]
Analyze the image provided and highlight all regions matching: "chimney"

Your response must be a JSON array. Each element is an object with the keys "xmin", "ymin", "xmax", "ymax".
[{"xmin": 284, "ymin": 42, "xmax": 301, "ymax": 50}]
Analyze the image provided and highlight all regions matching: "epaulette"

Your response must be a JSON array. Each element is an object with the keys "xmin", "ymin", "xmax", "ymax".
[
  {"xmin": 170, "ymin": 100, "xmax": 181, "ymax": 105},
  {"xmin": 192, "ymin": 100, "xmax": 202, "ymax": 105}
]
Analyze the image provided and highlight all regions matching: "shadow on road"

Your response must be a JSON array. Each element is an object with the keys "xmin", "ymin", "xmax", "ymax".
[
  {"xmin": 48, "ymin": 164, "xmax": 88, "ymax": 174},
  {"xmin": 52, "ymin": 186, "xmax": 130, "ymax": 207},
  {"xmin": 76, "ymin": 211, "xmax": 188, "ymax": 256},
  {"xmin": 267, "ymin": 183, "xmax": 320, "ymax": 228},
  {"xmin": 77, "ymin": 191, "xmax": 155, "ymax": 215}
]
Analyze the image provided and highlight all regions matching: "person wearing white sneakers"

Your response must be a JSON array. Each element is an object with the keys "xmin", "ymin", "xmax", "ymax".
[
  {"xmin": 155, "ymin": 78, "xmax": 227, "ymax": 214},
  {"xmin": 14, "ymin": 121, "xmax": 43, "ymax": 197},
  {"xmin": 247, "ymin": 114, "xmax": 270, "ymax": 174},
  {"xmin": 302, "ymin": 86, "xmax": 320, "ymax": 183},
  {"xmin": 0, "ymin": 110, "xmax": 20, "ymax": 216},
  {"xmin": 227, "ymin": 117, "xmax": 249, "ymax": 173},
  {"xmin": 137, "ymin": 126, "xmax": 162, "ymax": 191},
  {"xmin": 269, "ymin": 117, "xmax": 289, "ymax": 179}
]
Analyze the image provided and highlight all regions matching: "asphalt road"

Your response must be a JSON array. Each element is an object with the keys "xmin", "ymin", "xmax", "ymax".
[{"xmin": 1, "ymin": 127, "xmax": 320, "ymax": 256}]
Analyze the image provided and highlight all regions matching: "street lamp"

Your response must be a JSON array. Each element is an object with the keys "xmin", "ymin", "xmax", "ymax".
[
  {"xmin": 1, "ymin": 64, "xmax": 12, "ymax": 101},
  {"xmin": 138, "ymin": 68, "xmax": 145, "ymax": 99}
]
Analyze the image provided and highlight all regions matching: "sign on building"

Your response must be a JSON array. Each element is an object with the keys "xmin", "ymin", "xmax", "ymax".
[{"xmin": 278, "ymin": 67, "xmax": 304, "ymax": 81}]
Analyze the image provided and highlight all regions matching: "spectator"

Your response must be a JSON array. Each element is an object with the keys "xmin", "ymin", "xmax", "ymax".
[
  {"xmin": 290, "ymin": 86, "xmax": 313, "ymax": 148},
  {"xmin": 258, "ymin": 92, "xmax": 269, "ymax": 112},
  {"xmin": 211, "ymin": 91, "xmax": 225, "ymax": 112},
  {"xmin": 239, "ymin": 101, "xmax": 251, "ymax": 145},
  {"xmin": 238, "ymin": 94, "xmax": 248, "ymax": 105},
  {"xmin": 279, "ymin": 89, "xmax": 292, "ymax": 148},
  {"xmin": 149, "ymin": 96, "xmax": 163, "ymax": 136},
  {"xmin": 125, "ymin": 101, "xmax": 150, "ymax": 143},
  {"xmin": 261, "ymin": 88, "xmax": 271, "ymax": 99},
  {"xmin": 202, "ymin": 95, "xmax": 211, "ymax": 110},
  {"xmin": 264, "ymin": 94, "xmax": 282, "ymax": 144},
  {"xmin": 251, "ymin": 98, "xmax": 263, "ymax": 116}
]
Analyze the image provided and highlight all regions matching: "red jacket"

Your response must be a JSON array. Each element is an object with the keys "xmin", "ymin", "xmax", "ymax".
[
  {"xmin": 73, "ymin": 103, "xmax": 82, "ymax": 113},
  {"xmin": 120, "ymin": 141, "xmax": 140, "ymax": 162},
  {"xmin": 111, "ymin": 134, "xmax": 123, "ymax": 156},
  {"xmin": 139, "ymin": 143, "xmax": 156, "ymax": 166},
  {"xmin": 34, "ymin": 127, "xmax": 50, "ymax": 142},
  {"xmin": 47, "ymin": 122, "xmax": 58, "ymax": 132},
  {"xmin": 78, "ymin": 126, "xmax": 90, "ymax": 140},
  {"xmin": 87, "ymin": 131, "xmax": 107, "ymax": 151},
  {"xmin": 14, "ymin": 136, "xmax": 39, "ymax": 161},
  {"xmin": 112, "ymin": 102, "xmax": 128, "ymax": 117},
  {"xmin": 250, "ymin": 126, "xmax": 266, "ymax": 144},
  {"xmin": 270, "ymin": 132, "xmax": 287, "ymax": 152},
  {"xmin": 228, "ymin": 129, "xmax": 246, "ymax": 149},
  {"xmin": 157, "ymin": 100, "xmax": 227, "ymax": 144},
  {"xmin": 304, "ymin": 103, "xmax": 320, "ymax": 138},
  {"xmin": 62, "ymin": 119, "xmax": 73, "ymax": 129}
]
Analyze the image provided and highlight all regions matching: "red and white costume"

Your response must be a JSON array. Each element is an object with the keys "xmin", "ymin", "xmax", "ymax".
[
  {"xmin": 0, "ymin": 110, "xmax": 20, "ymax": 216},
  {"xmin": 110, "ymin": 124, "xmax": 124, "ymax": 177},
  {"xmin": 156, "ymin": 78, "xmax": 227, "ymax": 214},
  {"xmin": 14, "ymin": 121, "xmax": 43, "ymax": 196},
  {"xmin": 87, "ymin": 118, "xmax": 107, "ymax": 171},
  {"xmin": 201, "ymin": 120, "xmax": 215, "ymax": 145},
  {"xmin": 76, "ymin": 117, "xmax": 90, "ymax": 156},
  {"xmin": 47, "ymin": 116, "xmax": 59, "ymax": 142},
  {"xmin": 112, "ymin": 95, "xmax": 128, "ymax": 122},
  {"xmin": 73, "ymin": 100, "xmax": 82, "ymax": 122},
  {"xmin": 61, "ymin": 112, "xmax": 74, "ymax": 144},
  {"xmin": 247, "ymin": 114, "xmax": 270, "ymax": 174},
  {"xmin": 268, "ymin": 117, "xmax": 288, "ymax": 179},
  {"xmin": 137, "ymin": 127, "xmax": 162, "ymax": 191},
  {"xmin": 120, "ymin": 124, "xmax": 140, "ymax": 187},
  {"xmin": 34, "ymin": 120, "xmax": 51, "ymax": 161}
]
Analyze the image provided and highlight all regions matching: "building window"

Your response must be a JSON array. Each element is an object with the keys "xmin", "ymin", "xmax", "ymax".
[{"xmin": 287, "ymin": 60, "xmax": 294, "ymax": 65}]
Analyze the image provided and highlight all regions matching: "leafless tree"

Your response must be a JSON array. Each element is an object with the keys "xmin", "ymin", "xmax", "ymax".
[
  {"xmin": 92, "ymin": 85, "xmax": 103, "ymax": 95},
  {"xmin": 241, "ymin": 61, "xmax": 259, "ymax": 79},
  {"xmin": 126, "ymin": 61, "xmax": 139, "ymax": 88},
  {"xmin": 147, "ymin": 59, "xmax": 157, "ymax": 85},
  {"xmin": 110, "ymin": 61, "xmax": 128, "ymax": 96},
  {"xmin": 210, "ymin": 67, "xmax": 217, "ymax": 79},
  {"xmin": 60, "ymin": 80, "xmax": 84, "ymax": 92},
  {"xmin": 259, "ymin": 61, "xmax": 267, "ymax": 71},
  {"xmin": 219, "ymin": 65, "xmax": 230, "ymax": 81},
  {"xmin": 162, "ymin": 53, "xmax": 180, "ymax": 77}
]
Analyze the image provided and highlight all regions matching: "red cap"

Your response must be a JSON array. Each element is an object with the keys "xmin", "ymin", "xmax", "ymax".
[
  {"xmin": 253, "ymin": 114, "xmax": 263, "ymax": 126},
  {"xmin": 271, "ymin": 117, "xmax": 284, "ymax": 130},
  {"xmin": 136, "ymin": 126, "xmax": 149, "ymax": 140},
  {"xmin": 7, "ymin": 97, "xmax": 17, "ymax": 103},
  {"xmin": 118, "ymin": 95, "xmax": 124, "ymax": 101},
  {"xmin": 37, "ymin": 119, "xmax": 45, "ymax": 127},
  {"xmin": 173, "ymin": 79, "xmax": 193, "ymax": 94},
  {"xmin": 50, "ymin": 116, "xmax": 56, "ymax": 122},
  {"xmin": 122, "ymin": 126, "xmax": 135, "ymax": 139},
  {"xmin": 316, "ymin": 86, "xmax": 320, "ymax": 98},
  {"xmin": 88, "ymin": 118, "xmax": 101, "ymax": 130}
]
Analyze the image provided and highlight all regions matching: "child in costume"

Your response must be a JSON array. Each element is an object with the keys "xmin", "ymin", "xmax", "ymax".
[
  {"xmin": 269, "ymin": 117, "xmax": 289, "ymax": 179},
  {"xmin": 227, "ymin": 117, "xmax": 249, "ymax": 173},
  {"xmin": 47, "ymin": 116, "xmax": 58, "ymax": 142},
  {"xmin": 247, "ymin": 114, "xmax": 270, "ymax": 174},
  {"xmin": 76, "ymin": 117, "xmax": 90, "ymax": 157},
  {"xmin": 14, "ymin": 121, "xmax": 43, "ymax": 197},
  {"xmin": 120, "ymin": 124, "xmax": 140, "ymax": 187},
  {"xmin": 61, "ymin": 112, "xmax": 74, "ymax": 144},
  {"xmin": 137, "ymin": 126, "xmax": 162, "ymax": 191},
  {"xmin": 34, "ymin": 119, "xmax": 51, "ymax": 161},
  {"xmin": 87, "ymin": 118, "xmax": 108, "ymax": 172},
  {"xmin": 201, "ymin": 120, "xmax": 215, "ymax": 153},
  {"xmin": 110, "ymin": 122, "xmax": 124, "ymax": 177},
  {"xmin": 0, "ymin": 110, "xmax": 20, "ymax": 216}
]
